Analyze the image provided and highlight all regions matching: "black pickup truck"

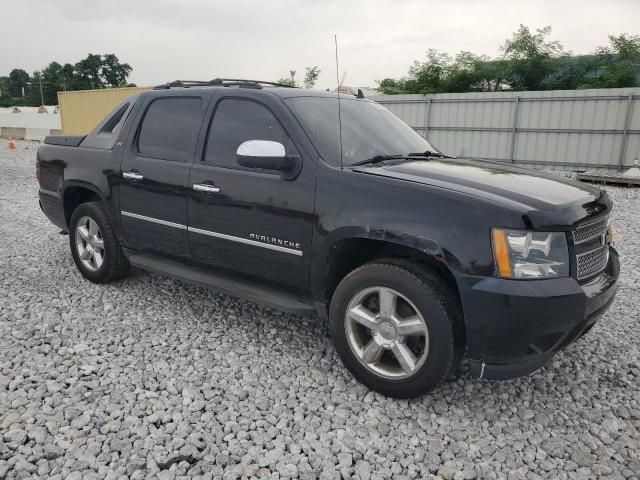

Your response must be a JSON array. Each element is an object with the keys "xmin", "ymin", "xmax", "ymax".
[{"xmin": 37, "ymin": 79, "xmax": 619, "ymax": 398}]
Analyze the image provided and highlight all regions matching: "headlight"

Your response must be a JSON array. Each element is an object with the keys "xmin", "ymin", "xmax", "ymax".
[{"xmin": 491, "ymin": 228, "xmax": 569, "ymax": 279}]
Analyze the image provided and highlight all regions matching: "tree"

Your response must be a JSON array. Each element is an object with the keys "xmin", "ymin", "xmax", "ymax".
[
  {"xmin": 598, "ymin": 33, "xmax": 640, "ymax": 59},
  {"xmin": 74, "ymin": 53, "xmax": 103, "ymax": 89},
  {"xmin": 0, "ymin": 53, "xmax": 134, "ymax": 106},
  {"xmin": 589, "ymin": 34, "xmax": 640, "ymax": 88},
  {"xmin": 276, "ymin": 78, "xmax": 296, "ymax": 87},
  {"xmin": 500, "ymin": 25, "xmax": 565, "ymax": 90},
  {"xmin": 375, "ymin": 25, "xmax": 627, "ymax": 94},
  {"xmin": 28, "ymin": 71, "xmax": 45, "ymax": 105},
  {"xmin": 377, "ymin": 50, "xmax": 503, "ymax": 94},
  {"xmin": 69, "ymin": 53, "xmax": 132, "ymax": 89},
  {"xmin": 101, "ymin": 54, "xmax": 132, "ymax": 87},
  {"xmin": 0, "ymin": 76, "xmax": 9, "ymax": 97},
  {"xmin": 501, "ymin": 25, "xmax": 563, "ymax": 60},
  {"xmin": 8, "ymin": 69, "xmax": 30, "ymax": 97},
  {"xmin": 377, "ymin": 78, "xmax": 409, "ymax": 94},
  {"xmin": 408, "ymin": 49, "xmax": 452, "ymax": 93},
  {"xmin": 446, "ymin": 52, "xmax": 504, "ymax": 92},
  {"xmin": 40, "ymin": 62, "xmax": 68, "ymax": 104},
  {"xmin": 61, "ymin": 63, "xmax": 75, "ymax": 89},
  {"xmin": 303, "ymin": 66, "xmax": 321, "ymax": 88}
]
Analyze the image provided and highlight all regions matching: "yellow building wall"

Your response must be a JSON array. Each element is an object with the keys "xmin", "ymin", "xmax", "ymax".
[{"xmin": 58, "ymin": 86, "xmax": 151, "ymax": 135}]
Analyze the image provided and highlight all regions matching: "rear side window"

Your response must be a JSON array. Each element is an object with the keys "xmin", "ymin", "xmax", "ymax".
[
  {"xmin": 138, "ymin": 97, "xmax": 202, "ymax": 162},
  {"xmin": 204, "ymin": 98, "xmax": 289, "ymax": 169}
]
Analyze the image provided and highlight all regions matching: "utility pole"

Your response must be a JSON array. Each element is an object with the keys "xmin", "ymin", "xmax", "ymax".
[{"xmin": 39, "ymin": 78, "xmax": 44, "ymax": 106}]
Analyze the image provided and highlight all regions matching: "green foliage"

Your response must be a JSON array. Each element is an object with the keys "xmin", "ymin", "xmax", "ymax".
[
  {"xmin": 0, "ymin": 96, "xmax": 33, "ymax": 108},
  {"xmin": 501, "ymin": 25, "xmax": 563, "ymax": 60},
  {"xmin": 0, "ymin": 54, "xmax": 133, "ymax": 106},
  {"xmin": 377, "ymin": 26, "xmax": 640, "ymax": 94},
  {"xmin": 500, "ymin": 25, "xmax": 565, "ymax": 90},
  {"xmin": 101, "ymin": 54, "xmax": 133, "ymax": 87},
  {"xmin": 303, "ymin": 66, "xmax": 321, "ymax": 89},
  {"xmin": 276, "ymin": 78, "xmax": 296, "ymax": 87},
  {"xmin": 276, "ymin": 65, "xmax": 321, "ymax": 89},
  {"xmin": 0, "ymin": 76, "xmax": 9, "ymax": 97},
  {"xmin": 8, "ymin": 69, "xmax": 30, "ymax": 97},
  {"xmin": 588, "ymin": 34, "xmax": 640, "ymax": 88},
  {"xmin": 378, "ymin": 50, "xmax": 506, "ymax": 94}
]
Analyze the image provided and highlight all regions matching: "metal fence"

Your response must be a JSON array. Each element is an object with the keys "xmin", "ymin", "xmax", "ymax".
[{"xmin": 372, "ymin": 88, "xmax": 640, "ymax": 170}]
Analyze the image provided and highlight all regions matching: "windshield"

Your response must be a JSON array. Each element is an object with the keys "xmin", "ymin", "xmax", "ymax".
[{"xmin": 284, "ymin": 97, "xmax": 437, "ymax": 167}]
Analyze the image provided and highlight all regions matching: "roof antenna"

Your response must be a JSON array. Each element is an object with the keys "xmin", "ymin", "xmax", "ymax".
[{"xmin": 335, "ymin": 34, "xmax": 344, "ymax": 170}]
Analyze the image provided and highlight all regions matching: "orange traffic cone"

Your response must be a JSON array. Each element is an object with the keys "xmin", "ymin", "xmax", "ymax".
[{"xmin": 8, "ymin": 137, "xmax": 16, "ymax": 150}]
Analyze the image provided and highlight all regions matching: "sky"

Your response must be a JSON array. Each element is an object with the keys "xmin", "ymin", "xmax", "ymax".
[{"xmin": 3, "ymin": 0, "xmax": 639, "ymax": 90}]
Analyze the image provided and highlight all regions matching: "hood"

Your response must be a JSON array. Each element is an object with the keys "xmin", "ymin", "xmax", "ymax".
[{"xmin": 354, "ymin": 158, "xmax": 609, "ymax": 227}]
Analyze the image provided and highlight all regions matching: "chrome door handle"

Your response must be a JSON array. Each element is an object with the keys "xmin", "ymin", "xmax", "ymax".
[
  {"xmin": 193, "ymin": 183, "xmax": 221, "ymax": 194},
  {"xmin": 123, "ymin": 171, "xmax": 144, "ymax": 180}
]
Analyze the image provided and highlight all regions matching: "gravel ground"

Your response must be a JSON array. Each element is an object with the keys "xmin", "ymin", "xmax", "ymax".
[{"xmin": 0, "ymin": 140, "xmax": 639, "ymax": 480}]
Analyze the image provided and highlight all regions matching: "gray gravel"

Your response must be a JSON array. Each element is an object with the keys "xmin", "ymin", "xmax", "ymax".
[{"xmin": 1, "ymin": 140, "xmax": 639, "ymax": 480}]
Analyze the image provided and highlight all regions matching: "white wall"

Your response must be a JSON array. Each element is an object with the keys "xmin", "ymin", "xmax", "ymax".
[{"xmin": 0, "ymin": 109, "xmax": 62, "ymax": 140}]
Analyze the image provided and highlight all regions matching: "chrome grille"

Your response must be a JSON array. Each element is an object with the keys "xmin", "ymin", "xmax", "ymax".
[
  {"xmin": 576, "ymin": 245, "xmax": 609, "ymax": 281},
  {"xmin": 574, "ymin": 216, "xmax": 608, "ymax": 244}
]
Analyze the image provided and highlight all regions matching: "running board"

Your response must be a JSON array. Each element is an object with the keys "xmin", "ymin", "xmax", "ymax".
[{"xmin": 126, "ymin": 252, "xmax": 316, "ymax": 315}]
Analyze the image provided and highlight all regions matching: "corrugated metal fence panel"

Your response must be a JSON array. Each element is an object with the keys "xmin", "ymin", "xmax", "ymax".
[
  {"xmin": 373, "ymin": 88, "xmax": 640, "ymax": 169},
  {"xmin": 58, "ymin": 86, "xmax": 151, "ymax": 135}
]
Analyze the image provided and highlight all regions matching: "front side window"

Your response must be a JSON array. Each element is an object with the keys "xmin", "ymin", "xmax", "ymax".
[
  {"xmin": 138, "ymin": 97, "xmax": 202, "ymax": 162},
  {"xmin": 204, "ymin": 98, "xmax": 290, "ymax": 170}
]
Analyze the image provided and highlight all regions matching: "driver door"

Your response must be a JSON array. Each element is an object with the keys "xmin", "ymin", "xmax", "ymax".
[{"xmin": 187, "ymin": 92, "xmax": 316, "ymax": 291}]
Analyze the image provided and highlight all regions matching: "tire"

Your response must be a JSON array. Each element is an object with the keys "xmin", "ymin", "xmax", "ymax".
[
  {"xmin": 69, "ymin": 202, "xmax": 130, "ymax": 283},
  {"xmin": 329, "ymin": 259, "xmax": 461, "ymax": 398}
]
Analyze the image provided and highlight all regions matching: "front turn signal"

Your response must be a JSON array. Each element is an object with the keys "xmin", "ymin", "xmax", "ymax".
[
  {"xmin": 491, "ymin": 228, "xmax": 513, "ymax": 278},
  {"xmin": 606, "ymin": 227, "xmax": 613, "ymax": 245}
]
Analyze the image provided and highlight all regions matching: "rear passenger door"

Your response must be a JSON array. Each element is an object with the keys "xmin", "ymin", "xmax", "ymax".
[
  {"xmin": 119, "ymin": 92, "xmax": 208, "ymax": 258},
  {"xmin": 187, "ymin": 91, "xmax": 316, "ymax": 291}
]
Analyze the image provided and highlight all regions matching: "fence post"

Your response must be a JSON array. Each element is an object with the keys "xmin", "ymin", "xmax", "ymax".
[
  {"xmin": 509, "ymin": 96, "xmax": 520, "ymax": 163},
  {"xmin": 618, "ymin": 94, "xmax": 634, "ymax": 171},
  {"xmin": 424, "ymin": 98, "xmax": 432, "ymax": 141}
]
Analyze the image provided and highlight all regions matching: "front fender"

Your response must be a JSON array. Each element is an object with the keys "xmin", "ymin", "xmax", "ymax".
[
  {"xmin": 309, "ymin": 225, "xmax": 464, "ymax": 302},
  {"xmin": 310, "ymin": 164, "xmax": 519, "ymax": 302}
]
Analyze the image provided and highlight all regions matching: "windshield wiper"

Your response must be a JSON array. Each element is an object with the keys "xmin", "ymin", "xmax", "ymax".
[
  {"xmin": 350, "ymin": 154, "xmax": 406, "ymax": 167},
  {"xmin": 350, "ymin": 150, "xmax": 454, "ymax": 167},
  {"xmin": 408, "ymin": 150, "xmax": 455, "ymax": 159}
]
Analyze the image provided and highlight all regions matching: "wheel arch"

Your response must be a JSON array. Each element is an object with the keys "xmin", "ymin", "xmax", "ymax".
[
  {"xmin": 62, "ymin": 181, "xmax": 108, "ymax": 228},
  {"xmin": 318, "ymin": 235, "xmax": 463, "ymax": 312}
]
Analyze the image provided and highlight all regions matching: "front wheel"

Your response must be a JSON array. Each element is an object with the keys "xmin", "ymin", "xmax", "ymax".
[
  {"xmin": 69, "ymin": 202, "xmax": 130, "ymax": 283},
  {"xmin": 330, "ymin": 260, "xmax": 461, "ymax": 398}
]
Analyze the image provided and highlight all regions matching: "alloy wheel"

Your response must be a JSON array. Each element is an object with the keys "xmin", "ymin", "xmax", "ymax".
[
  {"xmin": 344, "ymin": 286, "xmax": 429, "ymax": 380},
  {"xmin": 75, "ymin": 216, "xmax": 105, "ymax": 272}
]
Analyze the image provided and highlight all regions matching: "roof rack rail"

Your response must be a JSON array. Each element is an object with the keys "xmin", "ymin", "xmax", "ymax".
[{"xmin": 153, "ymin": 78, "xmax": 298, "ymax": 90}]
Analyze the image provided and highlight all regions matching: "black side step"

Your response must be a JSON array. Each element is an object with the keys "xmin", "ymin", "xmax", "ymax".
[{"xmin": 126, "ymin": 252, "xmax": 316, "ymax": 315}]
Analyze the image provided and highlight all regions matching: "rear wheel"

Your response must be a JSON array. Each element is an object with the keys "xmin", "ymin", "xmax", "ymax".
[
  {"xmin": 69, "ymin": 202, "xmax": 130, "ymax": 283},
  {"xmin": 330, "ymin": 260, "xmax": 461, "ymax": 398}
]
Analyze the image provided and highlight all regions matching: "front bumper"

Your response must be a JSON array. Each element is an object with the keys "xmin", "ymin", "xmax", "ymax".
[{"xmin": 459, "ymin": 247, "xmax": 619, "ymax": 380}]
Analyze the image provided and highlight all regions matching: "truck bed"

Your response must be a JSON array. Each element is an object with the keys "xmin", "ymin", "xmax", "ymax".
[{"xmin": 43, "ymin": 135, "xmax": 86, "ymax": 147}]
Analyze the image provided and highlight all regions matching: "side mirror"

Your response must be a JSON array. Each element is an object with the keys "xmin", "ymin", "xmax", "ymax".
[{"xmin": 236, "ymin": 140, "xmax": 300, "ymax": 178}]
